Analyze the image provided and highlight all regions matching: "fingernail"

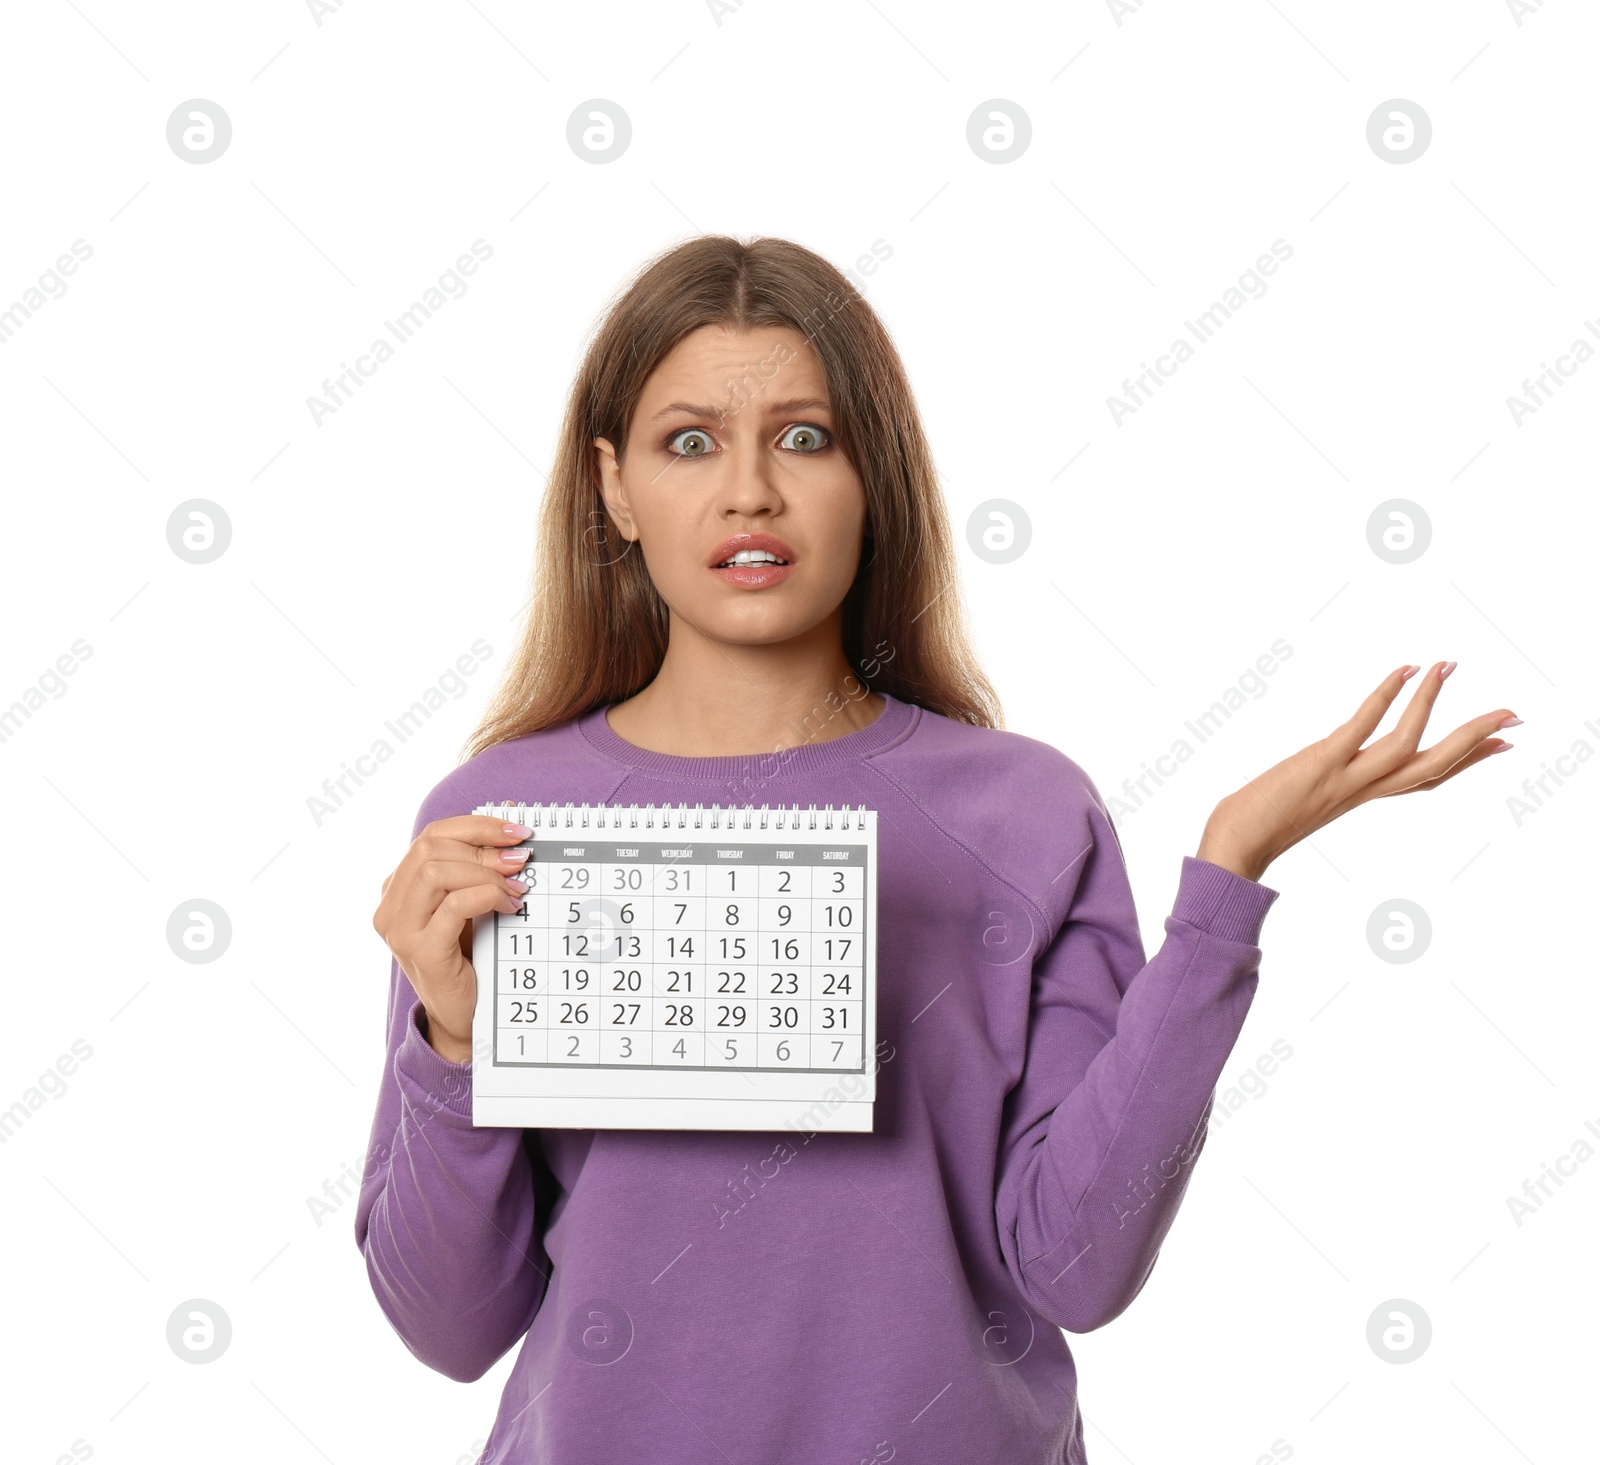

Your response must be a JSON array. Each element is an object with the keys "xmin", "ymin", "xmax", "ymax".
[
  {"xmin": 503, "ymin": 822, "xmax": 533, "ymax": 836},
  {"xmin": 1490, "ymin": 742, "xmax": 1514, "ymax": 753},
  {"xmin": 505, "ymin": 877, "xmax": 529, "ymax": 893},
  {"xmin": 1439, "ymin": 661, "xmax": 1458, "ymax": 680},
  {"xmin": 500, "ymin": 848, "xmax": 531, "ymax": 864},
  {"xmin": 1399, "ymin": 665, "xmax": 1421, "ymax": 681},
  {"xmin": 1497, "ymin": 715, "xmax": 1522, "ymax": 729}
]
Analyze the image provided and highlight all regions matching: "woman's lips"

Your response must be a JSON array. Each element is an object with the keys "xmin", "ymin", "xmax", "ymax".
[
  {"xmin": 707, "ymin": 532, "xmax": 797, "ymax": 589},
  {"xmin": 709, "ymin": 559, "xmax": 797, "ymax": 589}
]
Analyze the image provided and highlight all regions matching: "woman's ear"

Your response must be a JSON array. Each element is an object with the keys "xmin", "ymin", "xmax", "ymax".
[{"xmin": 593, "ymin": 436, "xmax": 638, "ymax": 542}]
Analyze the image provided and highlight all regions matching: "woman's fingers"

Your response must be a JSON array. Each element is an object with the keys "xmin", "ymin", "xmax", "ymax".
[
  {"xmin": 423, "ymin": 813, "xmax": 535, "ymax": 853},
  {"xmin": 1367, "ymin": 660, "xmax": 1453, "ymax": 767},
  {"xmin": 368, "ymin": 813, "xmax": 535, "ymax": 1058},
  {"xmin": 392, "ymin": 816, "xmax": 534, "ymax": 888},
  {"xmin": 412, "ymin": 815, "xmax": 535, "ymax": 876},
  {"xmin": 1380, "ymin": 737, "xmax": 1509, "ymax": 796},
  {"xmin": 391, "ymin": 858, "xmax": 522, "ymax": 947},
  {"xmin": 1349, "ymin": 706, "xmax": 1517, "ymax": 802},
  {"xmin": 1208, "ymin": 661, "xmax": 1519, "ymax": 879},
  {"xmin": 374, "ymin": 822, "xmax": 530, "ymax": 953},
  {"xmin": 1326, "ymin": 664, "xmax": 1419, "ymax": 758},
  {"xmin": 1343, "ymin": 660, "xmax": 1451, "ymax": 777},
  {"xmin": 1334, "ymin": 661, "xmax": 1485, "ymax": 787},
  {"xmin": 411, "ymin": 879, "xmax": 515, "ymax": 974}
]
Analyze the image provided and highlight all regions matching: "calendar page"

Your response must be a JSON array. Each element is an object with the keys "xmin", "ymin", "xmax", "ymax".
[{"xmin": 469, "ymin": 802, "xmax": 879, "ymax": 1133}]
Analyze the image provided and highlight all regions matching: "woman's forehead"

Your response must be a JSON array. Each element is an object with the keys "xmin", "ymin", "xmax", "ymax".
[{"xmin": 637, "ymin": 327, "xmax": 831, "ymax": 420}]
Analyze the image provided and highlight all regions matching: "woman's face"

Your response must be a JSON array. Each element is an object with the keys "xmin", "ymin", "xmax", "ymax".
[{"xmin": 594, "ymin": 324, "xmax": 868, "ymax": 647}]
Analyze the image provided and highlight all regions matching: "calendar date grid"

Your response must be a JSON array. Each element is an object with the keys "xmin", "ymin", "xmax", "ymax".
[{"xmin": 491, "ymin": 839, "xmax": 870, "ymax": 1075}]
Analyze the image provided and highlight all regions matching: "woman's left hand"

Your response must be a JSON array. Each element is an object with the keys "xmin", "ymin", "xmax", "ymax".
[{"xmin": 1195, "ymin": 661, "xmax": 1520, "ymax": 883}]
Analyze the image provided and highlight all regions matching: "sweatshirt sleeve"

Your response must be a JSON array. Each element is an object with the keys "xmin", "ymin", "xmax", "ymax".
[
  {"xmin": 353, "ymin": 812, "xmax": 551, "ymax": 1382},
  {"xmin": 993, "ymin": 801, "xmax": 1279, "ymax": 1335}
]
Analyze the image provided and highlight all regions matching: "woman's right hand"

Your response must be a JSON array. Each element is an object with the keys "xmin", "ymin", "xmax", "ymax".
[{"xmin": 371, "ymin": 815, "xmax": 533, "ymax": 1063}]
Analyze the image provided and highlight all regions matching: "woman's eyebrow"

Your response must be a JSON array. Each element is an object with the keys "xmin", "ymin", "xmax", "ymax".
[{"xmin": 649, "ymin": 397, "xmax": 833, "ymax": 422}]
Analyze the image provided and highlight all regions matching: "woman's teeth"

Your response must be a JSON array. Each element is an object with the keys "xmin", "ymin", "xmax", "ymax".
[{"xmin": 718, "ymin": 551, "xmax": 788, "ymax": 566}]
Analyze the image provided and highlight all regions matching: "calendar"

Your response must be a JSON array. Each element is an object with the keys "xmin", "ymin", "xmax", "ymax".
[{"xmin": 470, "ymin": 801, "xmax": 879, "ymax": 1133}]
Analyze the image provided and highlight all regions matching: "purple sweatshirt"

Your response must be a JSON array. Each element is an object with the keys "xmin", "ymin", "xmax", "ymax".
[{"xmin": 356, "ymin": 690, "xmax": 1279, "ymax": 1465}]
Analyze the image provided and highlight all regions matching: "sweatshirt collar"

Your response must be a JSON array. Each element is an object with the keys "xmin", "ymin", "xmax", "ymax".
[{"xmin": 575, "ymin": 690, "xmax": 916, "ymax": 781}]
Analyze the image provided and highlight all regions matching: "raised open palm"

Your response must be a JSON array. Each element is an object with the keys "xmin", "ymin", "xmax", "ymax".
[{"xmin": 1196, "ymin": 661, "xmax": 1519, "ymax": 883}]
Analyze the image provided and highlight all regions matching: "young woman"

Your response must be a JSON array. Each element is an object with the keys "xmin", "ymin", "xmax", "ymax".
[{"xmin": 359, "ymin": 236, "xmax": 1517, "ymax": 1465}]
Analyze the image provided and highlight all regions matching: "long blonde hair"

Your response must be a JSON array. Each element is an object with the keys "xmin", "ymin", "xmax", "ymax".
[{"xmin": 463, "ymin": 234, "xmax": 1001, "ymax": 761}]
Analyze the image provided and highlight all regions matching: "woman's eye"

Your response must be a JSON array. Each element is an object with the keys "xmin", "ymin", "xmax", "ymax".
[
  {"xmin": 779, "ymin": 423, "xmax": 831, "ymax": 453},
  {"xmin": 666, "ymin": 428, "xmax": 715, "ymax": 458}
]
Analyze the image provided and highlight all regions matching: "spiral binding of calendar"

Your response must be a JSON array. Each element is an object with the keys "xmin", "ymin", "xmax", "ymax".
[{"xmin": 486, "ymin": 801, "xmax": 870, "ymax": 831}]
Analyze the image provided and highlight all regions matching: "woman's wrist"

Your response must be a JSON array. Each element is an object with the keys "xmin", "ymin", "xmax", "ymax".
[
  {"xmin": 421, "ymin": 1008, "xmax": 473, "ymax": 1065},
  {"xmin": 1195, "ymin": 823, "xmax": 1271, "ymax": 883}
]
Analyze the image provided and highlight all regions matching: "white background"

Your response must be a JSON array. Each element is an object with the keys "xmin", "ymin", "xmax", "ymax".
[{"xmin": 2, "ymin": 2, "xmax": 1595, "ymax": 1462}]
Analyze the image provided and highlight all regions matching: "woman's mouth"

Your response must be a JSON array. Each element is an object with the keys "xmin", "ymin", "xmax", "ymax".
[{"xmin": 708, "ymin": 535, "xmax": 797, "ymax": 589}]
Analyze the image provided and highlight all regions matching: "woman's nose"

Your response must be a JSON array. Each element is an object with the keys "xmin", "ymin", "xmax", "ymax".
[{"xmin": 717, "ymin": 446, "xmax": 781, "ymax": 508}]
